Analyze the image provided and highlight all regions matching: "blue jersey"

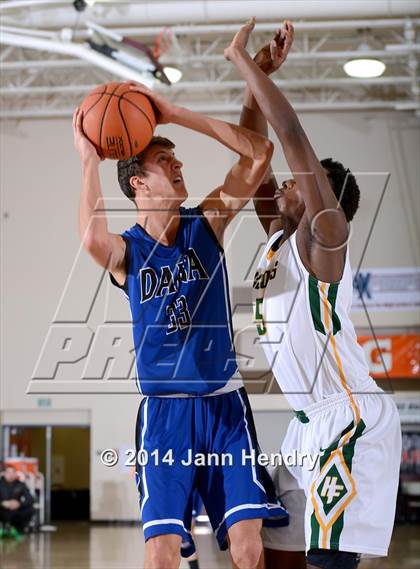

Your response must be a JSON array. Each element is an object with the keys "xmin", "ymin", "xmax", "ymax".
[{"xmin": 111, "ymin": 206, "xmax": 238, "ymax": 396}]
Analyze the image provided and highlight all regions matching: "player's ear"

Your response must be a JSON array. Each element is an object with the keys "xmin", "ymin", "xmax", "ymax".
[{"xmin": 130, "ymin": 175, "xmax": 150, "ymax": 194}]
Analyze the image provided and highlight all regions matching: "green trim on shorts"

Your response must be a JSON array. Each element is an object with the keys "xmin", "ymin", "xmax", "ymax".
[
  {"xmin": 310, "ymin": 510, "xmax": 321, "ymax": 549},
  {"xmin": 343, "ymin": 418, "xmax": 366, "ymax": 469},
  {"xmin": 310, "ymin": 419, "xmax": 366, "ymax": 551},
  {"xmin": 295, "ymin": 409, "xmax": 310, "ymax": 423}
]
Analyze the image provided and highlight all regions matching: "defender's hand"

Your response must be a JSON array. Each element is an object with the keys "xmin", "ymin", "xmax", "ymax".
[
  {"xmin": 224, "ymin": 17, "xmax": 256, "ymax": 61},
  {"xmin": 254, "ymin": 21, "xmax": 294, "ymax": 75},
  {"xmin": 72, "ymin": 108, "xmax": 101, "ymax": 164},
  {"xmin": 128, "ymin": 82, "xmax": 178, "ymax": 124}
]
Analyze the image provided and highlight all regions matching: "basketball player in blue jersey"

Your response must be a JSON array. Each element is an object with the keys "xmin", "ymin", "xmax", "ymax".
[
  {"xmin": 226, "ymin": 18, "xmax": 401, "ymax": 569},
  {"xmin": 73, "ymin": 78, "xmax": 288, "ymax": 568}
]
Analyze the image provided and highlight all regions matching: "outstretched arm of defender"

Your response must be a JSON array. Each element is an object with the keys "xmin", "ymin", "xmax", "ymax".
[
  {"xmin": 226, "ymin": 21, "xmax": 349, "ymax": 271},
  {"xmin": 240, "ymin": 24, "xmax": 293, "ymax": 235},
  {"xmin": 73, "ymin": 108, "xmax": 126, "ymax": 283}
]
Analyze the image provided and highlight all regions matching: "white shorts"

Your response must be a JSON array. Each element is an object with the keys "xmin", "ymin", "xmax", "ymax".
[{"xmin": 262, "ymin": 390, "xmax": 401, "ymax": 557}]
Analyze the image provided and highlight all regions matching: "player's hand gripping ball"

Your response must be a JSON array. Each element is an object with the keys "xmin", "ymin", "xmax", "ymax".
[{"xmin": 79, "ymin": 81, "xmax": 156, "ymax": 160}]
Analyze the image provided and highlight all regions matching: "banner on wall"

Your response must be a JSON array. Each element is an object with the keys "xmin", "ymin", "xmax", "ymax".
[
  {"xmin": 358, "ymin": 334, "xmax": 420, "ymax": 378},
  {"xmin": 352, "ymin": 267, "xmax": 420, "ymax": 311},
  {"xmin": 397, "ymin": 400, "xmax": 420, "ymax": 425},
  {"xmin": 401, "ymin": 431, "xmax": 420, "ymax": 474}
]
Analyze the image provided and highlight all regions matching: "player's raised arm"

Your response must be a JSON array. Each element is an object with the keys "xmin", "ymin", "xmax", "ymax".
[
  {"xmin": 240, "ymin": 25, "xmax": 294, "ymax": 236},
  {"xmin": 73, "ymin": 108, "xmax": 126, "ymax": 284},
  {"xmin": 128, "ymin": 83, "xmax": 273, "ymax": 245},
  {"xmin": 240, "ymin": 78, "xmax": 278, "ymax": 237},
  {"xmin": 226, "ymin": 20, "xmax": 349, "ymax": 281}
]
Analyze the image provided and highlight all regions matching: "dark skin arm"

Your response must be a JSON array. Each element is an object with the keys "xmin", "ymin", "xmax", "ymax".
[
  {"xmin": 240, "ymin": 88, "xmax": 281, "ymax": 237},
  {"xmin": 241, "ymin": 35, "xmax": 306, "ymax": 569},
  {"xmin": 240, "ymin": 24, "xmax": 294, "ymax": 236},
  {"xmin": 240, "ymin": 91, "xmax": 278, "ymax": 235},
  {"xmin": 226, "ymin": 20, "xmax": 349, "ymax": 283}
]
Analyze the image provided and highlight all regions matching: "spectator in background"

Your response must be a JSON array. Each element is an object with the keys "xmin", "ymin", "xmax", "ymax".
[{"xmin": 0, "ymin": 465, "xmax": 34, "ymax": 537}]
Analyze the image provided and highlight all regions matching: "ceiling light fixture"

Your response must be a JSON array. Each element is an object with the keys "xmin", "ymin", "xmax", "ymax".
[
  {"xmin": 344, "ymin": 58, "xmax": 386, "ymax": 78},
  {"xmin": 344, "ymin": 39, "xmax": 386, "ymax": 78},
  {"xmin": 163, "ymin": 66, "xmax": 182, "ymax": 84}
]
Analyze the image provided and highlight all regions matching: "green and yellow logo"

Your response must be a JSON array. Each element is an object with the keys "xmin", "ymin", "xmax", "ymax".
[{"xmin": 317, "ymin": 464, "xmax": 348, "ymax": 515}]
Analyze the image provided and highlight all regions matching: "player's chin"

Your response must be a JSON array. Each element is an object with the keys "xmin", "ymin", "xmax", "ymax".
[{"xmin": 173, "ymin": 182, "xmax": 188, "ymax": 199}]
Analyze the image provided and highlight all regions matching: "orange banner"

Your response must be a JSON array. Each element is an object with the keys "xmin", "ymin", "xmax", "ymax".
[{"xmin": 358, "ymin": 334, "xmax": 420, "ymax": 378}]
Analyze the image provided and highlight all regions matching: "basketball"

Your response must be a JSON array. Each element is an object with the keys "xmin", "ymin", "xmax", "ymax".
[{"xmin": 79, "ymin": 82, "xmax": 156, "ymax": 160}]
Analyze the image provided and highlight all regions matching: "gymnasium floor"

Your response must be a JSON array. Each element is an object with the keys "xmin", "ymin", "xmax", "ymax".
[{"xmin": 0, "ymin": 523, "xmax": 418, "ymax": 568}]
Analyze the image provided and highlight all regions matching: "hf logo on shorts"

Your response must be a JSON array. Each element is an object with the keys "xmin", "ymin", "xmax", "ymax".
[
  {"xmin": 310, "ymin": 447, "xmax": 357, "ymax": 551},
  {"xmin": 313, "ymin": 453, "xmax": 356, "ymax": 521},
  {"xmin": 309, "ymin": 420, "xmax": 365, "ymax": 550},
  {"xmin": 318, "ymin": 465, "xmax": 348, "ymax": 513}
]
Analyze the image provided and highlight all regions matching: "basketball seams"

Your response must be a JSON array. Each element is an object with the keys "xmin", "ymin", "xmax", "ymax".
[
  {"xmin": 117, "ymin": 96, "xmax": 133, "ymax": 158},
  {"xmin": 82, "ymin": 86, "xmax": 107, "ymax": 118},
  {"xmin": 122, "ymin": 101, "xmax": 154, "ymax": 135},
  {"xmin": 99, "ymin": 83, "xmax": 124, "ymax": 159},
  {"xmin": 118, "ymin": 91, "xmax": 155, "ymax": 134}
]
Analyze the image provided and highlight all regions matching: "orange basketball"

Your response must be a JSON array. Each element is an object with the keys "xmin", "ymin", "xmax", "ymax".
[{"xmin": 79, "ymin": 82, "xmax": 156, "ymax": 160}]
